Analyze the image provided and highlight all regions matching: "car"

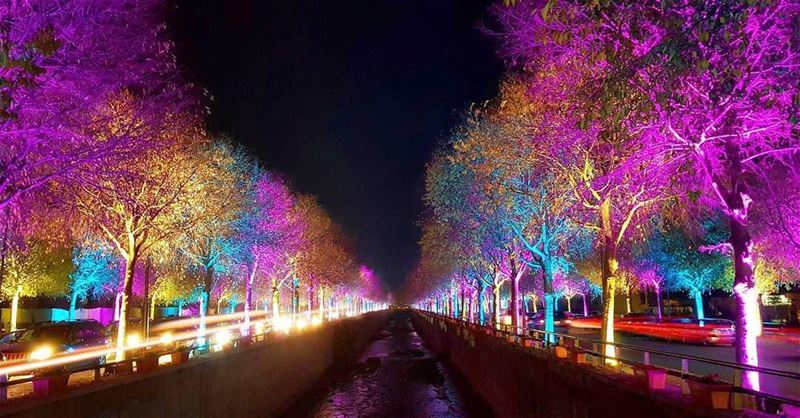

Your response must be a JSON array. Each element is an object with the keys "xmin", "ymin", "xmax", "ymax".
[
  {"xmin": 526, "ymin": 311, "xmax": 580, "ymax": 329},
  {"xmin": 0, "ymin": 320, "xmax": 109, "ymax": 375},
  {"xmin": 0, "ymin": 329, "xmax": 24, "ymax": 345}
]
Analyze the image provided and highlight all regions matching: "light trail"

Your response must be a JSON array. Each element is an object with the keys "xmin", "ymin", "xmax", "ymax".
[{"xmin": 0, "ymin": 308, "xmax": 343, "ymax": 377}]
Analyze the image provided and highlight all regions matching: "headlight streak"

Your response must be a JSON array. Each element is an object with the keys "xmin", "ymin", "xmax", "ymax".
[{"xmin": 0, "ymin": 306, "xmax": 347, "ymax": 377}]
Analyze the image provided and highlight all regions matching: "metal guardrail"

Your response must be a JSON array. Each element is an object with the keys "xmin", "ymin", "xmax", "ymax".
[
  {"xmin": 417, "ymin": 310, "xmax": 800, "ymax": 415},
  {"xmin": 0, "ymin": 309, "xmax": 371, "ymax": 402},
  {"xmin": 0, "ymin": 329, "xmax": 266, "ymax": 400}
]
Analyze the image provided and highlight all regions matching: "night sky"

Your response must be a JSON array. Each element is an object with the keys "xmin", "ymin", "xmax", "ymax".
[{"xmin": 170, "ymin": 1, "xmax": 502, "ymax": 290}]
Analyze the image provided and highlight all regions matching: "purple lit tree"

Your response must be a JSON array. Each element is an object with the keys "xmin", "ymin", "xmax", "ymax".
[
  {"xmin": 584, "ymin": 1, "xmax": 798, "ymax": 389},
  {"xmin": 553, "ymin": 273, "xmax": 598, "ymax": 317},
  {"xmin": 491, "ymin": 0, "xmax": 800, "ymax": 388},
  {"xmin": 0, "ymin": 0, "xmax": 193, "ymax": 212},
  {"xmin": 244, "ymin": 174, "xmax": 300, "ymax": 322}
]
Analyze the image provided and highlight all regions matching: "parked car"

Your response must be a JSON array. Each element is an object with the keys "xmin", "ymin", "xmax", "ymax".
[
  {"xmin": 0, "ymin": 320, "xmax": 109, "ymax": 375},
  {"xmin": 0, "ymin": 329, "xmax": 24, "ymax": 345}
]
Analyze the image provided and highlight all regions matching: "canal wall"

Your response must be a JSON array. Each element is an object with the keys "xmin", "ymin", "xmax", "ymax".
[
  {"xmin": 0, "ymin": 311, "xmax": 389, "ymax": 418},
  {"xmin": 412, "ymin": 311, "xmax": 707, "ymax": 418}
]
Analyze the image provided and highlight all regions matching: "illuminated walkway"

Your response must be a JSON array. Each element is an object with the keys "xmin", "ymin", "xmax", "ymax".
[{"xmin": 281, "ymin": 311, "xmax": 490, "ymax": 418}]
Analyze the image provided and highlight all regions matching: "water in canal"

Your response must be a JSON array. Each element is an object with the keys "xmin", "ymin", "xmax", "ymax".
[{"xmin": 281, "ymin": 311, "xmax": 491, "ymax": 418}]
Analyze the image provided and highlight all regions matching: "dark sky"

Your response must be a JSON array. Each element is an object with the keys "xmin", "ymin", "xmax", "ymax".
[{"xmin": 170, "ymin": 1, "xmax": 502, "ymax": 290}]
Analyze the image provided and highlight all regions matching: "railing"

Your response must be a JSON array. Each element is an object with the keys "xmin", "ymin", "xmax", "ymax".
[
  {"xmin": 0, "ymin": 308, "xmax": 379, "ymax": 403},
  {"xmin": 417, "ymin": 310, "xmax": 800, "ymax": 415}
]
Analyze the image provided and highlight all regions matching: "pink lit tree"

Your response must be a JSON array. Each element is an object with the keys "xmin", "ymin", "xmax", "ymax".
[
  {"xmin": 491, "ymin": 0, "xmax": 800, "ymax": 388},
  {"xmin": 242, "ymin": 173, "xmax": 300, "ymax": 323},
  {"xmin": 0, "ymin": 0, "xmax": 193, "ymax": 212},
  {"xmin": 553, "ymin": 273, "xmax": 598, "ymax": 317},
  {"xmin": 586, "ymin": 1, "xmax": 798, "ymax": 389}
]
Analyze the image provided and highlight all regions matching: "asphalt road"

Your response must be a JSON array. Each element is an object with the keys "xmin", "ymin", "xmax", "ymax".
[{"xmin": 564, "ymin": 327, "xmax": 800, "ymax": 400}]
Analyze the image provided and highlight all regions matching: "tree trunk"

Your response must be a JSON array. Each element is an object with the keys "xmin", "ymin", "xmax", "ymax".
[
  {"xmin": 582, "ymin": 293, "xmax": 589, "ymax": 317},
  {"xmin": 599, "ymin": 197, "xmax": 618, "ymax": 363},
  {"xmin": 198, "ymin": 291, "xmax": 209, "ymax": 345},
  {"xmin": 10, "ymin": 286, "xmax": 21, "ymax": 331},
  {"xmin": 460, "ymin": 288, "xmax": 466, "ymax": 321},
  {"xmin": 177, "ymin": 300, "xmax": 183, "ymax": 317},
  {"xmin": 245, "ymin": 261, "xmax": 257, "ymax": 315},
  {"xmin": 69, "ymin": 290, "xmax": 79, "ymax": 321},
  {"xmin": 292, "ymin": 279, "xmax": 299, "ymax": 316},
  {"xmin": 114, "ymin": 292, "xmax": 122, "ymax": 321},
  {"xmin": 726, "ymin": 139, "xmax": 760, "ymax": 390},
  {"xmin": 693, "ymin": 290, "xmax": 705, "ymax": 320},
  {"xmin": 625, "ymin": 294, "xmax": 632, "ymax": 314},
  {"xmin": 654, "ymin": 285, "xmax": 663, "ymax": 319},
  {"xmin": 452, "ymin": 287, "xmax": 460, "ymax": 319},
  {"xmin": 203, "ymin": 266, "xmax": 214, "ymax": 315},
  {"xmin": 567, "ymin": 296, "xmax": 572, "ymax": 313},
  {"xmin": 477, "ymin": 282, "xmax": 486, "ymax": 325},
  {"xmin": 0, "ymin": 214, "xmax": 8, "ymax": 297},
  {"xmin": 492, "ymin": 286, "xmax": 500, "ymax": 326},
  {"xmin": 115, "ymin": 255, "xmax": 137, "ymax": 361},
  {"xmin": 244, "ymin": 262, "xmax": 257, "ymax": 334},
  {"xmin": 143, "ymin": 259, "xmax": 151, "ymax": 339},
  {"xmin": 532, "ymin": 295, "xmax": 538, "ymax": 313},
  {"xmin": 510, "ymin": 263, "xmax": 519, "ymax": 329},
  {"xmin": 318, "ymin": 287, "xmax": 325, "ymax": 318},
  {"xmin": 272, "ymin": 284, "xmax": 280, "ymax": 320},
  {"xmin": 542, "ymin": 262, "xmax": 556, "ymax": 344},
  {"xmin": 307, "ymin": 285, "xmax": 314, "ymax": 320}
]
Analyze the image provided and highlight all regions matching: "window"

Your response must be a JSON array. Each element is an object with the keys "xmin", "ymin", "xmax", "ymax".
[{"xmin": 73, "ymin": 325, "xmax": 104, "ymax": 343}]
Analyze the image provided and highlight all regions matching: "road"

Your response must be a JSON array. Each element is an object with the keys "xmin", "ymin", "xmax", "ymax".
[
  {"xmin": 282, "ymin": 311, "xmax": 491, "ymax": 418},
  {"xmin": 564, "ymin": 327, "xmax": 800, "ymax": 400}
]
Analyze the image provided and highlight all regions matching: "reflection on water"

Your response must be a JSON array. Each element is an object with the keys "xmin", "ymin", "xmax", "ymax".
[{"xmin": 281, "ymin": 311, "xmax": 491, "ymax": 418}]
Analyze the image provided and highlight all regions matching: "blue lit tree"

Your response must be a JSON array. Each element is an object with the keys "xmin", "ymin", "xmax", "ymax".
[
  {"xmin": 501, "ymin": 172, "xmax": 581, "ymax": 343},
  {"xmin": 69, "ymin": 242, "xmax": 119, "ymax": 320},
  {"xmin": 636, "ymin": 218, "xmax": 731, "ymax": 320},
  {"xmin": 178, "ymin": 141, "xmax": 255, "ymax": 315}
]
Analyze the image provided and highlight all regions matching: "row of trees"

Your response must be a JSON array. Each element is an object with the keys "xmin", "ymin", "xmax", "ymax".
[
  {"xmin": 0, "ymin": 0, "xmax": 384, "ymax": 360},
  {"xmin": 408, "ymin": 0, "xmax": 800, "ymax": 391}
]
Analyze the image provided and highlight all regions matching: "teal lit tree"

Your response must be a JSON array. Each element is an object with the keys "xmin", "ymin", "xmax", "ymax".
[{"xmin": 69, "ymin": 241, "xmax": 119, "ymax": 320}]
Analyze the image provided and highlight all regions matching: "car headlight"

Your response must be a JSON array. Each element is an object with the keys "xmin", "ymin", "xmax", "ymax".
[
  {"xmin": 159, "ymin": 332, "xmax": 174, "ymax": 345},
  {"xmin": 275, "ymin": 317, "xmax": 292, "ymax": 333},
  {"xmin": 212, "ymin": 330, "xmax": 232, "ymax": 346},
  {"xmin": 711, "ymin": 329, "xmax": 722, "ymax": 336},
  {"xmin": 29, "ymin": 345, "xmax": 54, "ymax": 361},
  {"xmin": 126, "ymin": 333, "xmax": 141, "ymax": 346}
]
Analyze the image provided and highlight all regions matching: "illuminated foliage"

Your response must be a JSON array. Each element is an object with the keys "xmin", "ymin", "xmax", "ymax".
[
  {"xmin": 69, "ymin": 241, "xmax": 119, "ymax": 319},
  {"xmin": 0, "ymin": 0, "xmax": 194, "ymax": 212},
  {"xmin": 410, "ymin": 1, "xmax": 800, "ymax": 387}
]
